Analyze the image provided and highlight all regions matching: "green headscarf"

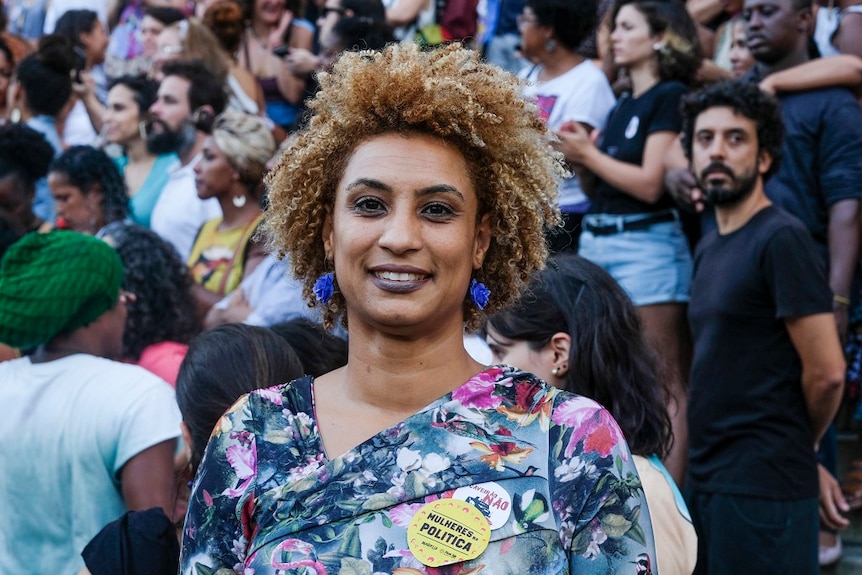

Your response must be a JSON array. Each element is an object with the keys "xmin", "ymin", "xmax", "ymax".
[{"xmin": 0, "ymin": 230, "xmax": 124, "ymax": 349}]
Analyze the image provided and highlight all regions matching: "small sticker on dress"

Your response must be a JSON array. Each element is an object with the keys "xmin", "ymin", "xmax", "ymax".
[
  {"xmin": 407, "ymin": 498, "xmax": 491, "ymax": 567},
  {"xmin": 453, "ymin": 482, "xmax": 512, "ymax": 530}
]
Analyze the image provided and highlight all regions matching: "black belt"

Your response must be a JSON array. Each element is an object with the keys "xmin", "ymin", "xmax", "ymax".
[{"xmin": 583, "ymin": 211, "xmax": 677, "ymax": 236}]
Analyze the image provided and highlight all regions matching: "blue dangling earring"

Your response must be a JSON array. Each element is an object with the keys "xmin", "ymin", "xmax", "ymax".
[
  {"xmin": 469, "ymin": 279, "xmax": 491, "ymax": 310},
  {"xmin": 313, "ymin": 273, "xmax": 335, "ymax": 304}
]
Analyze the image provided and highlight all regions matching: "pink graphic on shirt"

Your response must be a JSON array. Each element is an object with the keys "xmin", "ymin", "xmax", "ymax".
[{"xmin": 535, "ymin": 95, "xmax": 558, "ymax": 122}]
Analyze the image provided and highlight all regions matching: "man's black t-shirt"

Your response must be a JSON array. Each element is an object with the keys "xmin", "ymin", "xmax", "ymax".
[
  {"xmin": 688, "ymin": 206, "xmax": 832, "ymax": 499},
  {"xmin": 590, "ymin": 80, "xmax": 687, "ymax": 215}
]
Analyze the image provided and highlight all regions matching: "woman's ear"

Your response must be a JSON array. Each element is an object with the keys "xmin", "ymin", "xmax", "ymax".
[
  {"xmin": 472, "ymin": 213, "xmax": 491, "ymax": 269},
  {"xmin": 548, "ymin": 331, "xmax": 571, "ymax": 376},
  {"xmin": 322, "ymin": 205, "xmax": 334, "ymax": 262},
  {"xmin": 87, "ymin": 184, "xmax": 104, "ymax": 209}
]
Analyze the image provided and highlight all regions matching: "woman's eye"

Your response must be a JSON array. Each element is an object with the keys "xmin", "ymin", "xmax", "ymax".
[
  {"xmin": 354, "ymin": 197, "xmax": 385, "ymax": 212},
  {"xmin": 423, "ymin": 202, "xmax": 454, "ymax": 217}
]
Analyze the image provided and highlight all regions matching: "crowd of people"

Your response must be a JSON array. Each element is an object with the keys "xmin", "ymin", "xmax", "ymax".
[{"xmin": 0, "ymin": 0, "xmax": 860, "ymax": 573}]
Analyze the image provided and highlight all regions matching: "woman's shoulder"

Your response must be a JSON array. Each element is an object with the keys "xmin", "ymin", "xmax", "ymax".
[
  {"xmin": 244, "ymin": 374, "xmax": 315, "ymax": 416},
  {"xmin": 461, "ymin": 365, "xmax": 608, "ymax": 422},
  {"xmin": 652, "ymin": 80, "xmax": 689, "ymax": 98}
]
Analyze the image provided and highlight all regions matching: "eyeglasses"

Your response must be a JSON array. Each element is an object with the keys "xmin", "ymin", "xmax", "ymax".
[
  {"xmin": 516, "ymin": 14, "xmax": 538, "ymax": 28},
  {"xmin": 322, "ymin": 6, "xmax": 346, "ymax": 16}
]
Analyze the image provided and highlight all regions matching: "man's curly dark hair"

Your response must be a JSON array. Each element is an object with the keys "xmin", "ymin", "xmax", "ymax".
[
  {"xmin": 49, "ymin": 146, "xmax": 130, "ymax": 225},
  {"xmin": 101, "ymin": 224, "xmax": 201, "ymax": 360},
  {"xmin": 680, "ymin": 80, "xmax": 784, "ymax": 181}
]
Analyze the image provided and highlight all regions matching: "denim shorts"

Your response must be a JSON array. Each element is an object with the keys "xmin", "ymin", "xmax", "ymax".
[{"xmin": 578, "ymin": 211, "xmax": 693, "ymax": 306}]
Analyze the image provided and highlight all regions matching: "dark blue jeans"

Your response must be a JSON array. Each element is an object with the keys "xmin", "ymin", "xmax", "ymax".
[{"xmin": 687, "ymin": 490, "xmax": 818, "ymax": 575}]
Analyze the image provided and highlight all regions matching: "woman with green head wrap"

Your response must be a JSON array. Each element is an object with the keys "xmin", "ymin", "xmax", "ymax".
[{"xmin": 0, "ymin": 230, "xmax": 182, "ymax": 575}]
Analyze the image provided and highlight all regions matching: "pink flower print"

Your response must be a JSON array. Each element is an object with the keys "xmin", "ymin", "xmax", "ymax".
[
  {"xmin": 389, "ymin": 502, "xmax": 424, "ymax": 528},
  {"xmin": 551, "ymin": 397, "xmax": 592, "ymax": 428},
  {"xmin": 556, "ymin": 402, "xmax": 626, "ymax": 460},
  {"xmin": 222, "ymin": 439, "xmax": 257, "ymax": 497},
  {"xmin": 271, "ymin": 539, "xmax": 327, "ymax": 574},
  {"xmin": 452, "ymin": 368, "xmax": 505, "ymax": 409},
  {"xmin": 254, "ymin": 386, "xmax": 284, "ymax": 406}
]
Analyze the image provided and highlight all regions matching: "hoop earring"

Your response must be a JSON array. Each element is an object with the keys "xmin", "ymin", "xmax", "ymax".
[
  {"xmin": 313, "ymin": 272, "xmax": 335, "ymax": 304},
  {"xmin": 469, "ymin": 279, "xmax": 491, "ymax": 310},
  {"xmin": 232, "ymin": 194, "xmax": 247, "ymax": 208}
]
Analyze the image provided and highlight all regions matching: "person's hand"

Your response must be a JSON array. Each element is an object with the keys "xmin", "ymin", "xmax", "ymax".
[
  {"xmin": 819, "ymin": 463, "xmax": 851, "ymax": 531},
  {"xmin": 204, "ymin": 289, "xmax": 255, "ymax": 329},
  {"xmin": 224, "ymin": 289, "xmax": 254, "ymax": 323},
  {"xmin": 285, "ymin": 47, "xmax": 321, "ymax": 76},
  {"xmin": 71, "ymin": 69, "xmax": 96, "ymax": 98},
  {"xmin": 759, "ymin": 75, "xmax": 777, "ymax": 95},
  {"xmin": 665, "ymin": 167, "xmax": 705, "ymax": 213},
  {"xmin": 268, "ymin": 10, "xmax": 294, "ymax": 49},
  {"xmin": 554, "ymin": 120, "xmax": 596, "ymax": 165}
]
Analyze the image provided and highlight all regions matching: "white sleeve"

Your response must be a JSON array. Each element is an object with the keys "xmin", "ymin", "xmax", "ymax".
[{"xmin": 113, "ymin": 376, "xmax": 182, "ymax": 474}]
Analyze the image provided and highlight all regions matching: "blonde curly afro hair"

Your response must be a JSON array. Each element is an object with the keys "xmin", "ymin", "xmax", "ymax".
[{"xmin": 264, "ymin": 42, "xmax": 564, "ymax": 330}]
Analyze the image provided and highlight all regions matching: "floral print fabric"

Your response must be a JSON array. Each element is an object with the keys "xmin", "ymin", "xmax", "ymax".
[{"xmin": 180, "ymin": 365, "xmax": 657, "ymax": 575}]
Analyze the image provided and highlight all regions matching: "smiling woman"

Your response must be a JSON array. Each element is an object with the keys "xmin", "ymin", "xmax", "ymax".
[{"xmin": 180, "ymin": 42, "xmax": 659, "ymax": 575}]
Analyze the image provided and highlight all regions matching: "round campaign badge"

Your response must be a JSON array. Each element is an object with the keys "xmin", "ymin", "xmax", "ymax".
[
  {"xmin": 453, "ymin": 482, "xmax": 512, "ymax": 530},
  {"xmin": 407, "ymin": 498, "xmax": 491, "ymax": 567}
]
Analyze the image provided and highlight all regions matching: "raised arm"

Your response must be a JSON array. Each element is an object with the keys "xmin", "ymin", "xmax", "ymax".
[
  {"xmin": 386, "ymin": 0, "xmax": 429, "ymax": 27},
  {"xmin": 556, "ymin": 122, "xmax": 678, "ymax": 204},
  {"xmin": 760, "ymin": 54, "xmax": 862, "ymax": 96}
]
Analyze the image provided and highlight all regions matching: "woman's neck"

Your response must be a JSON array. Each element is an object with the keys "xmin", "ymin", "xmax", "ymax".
[
  {"xmin": 337, "ymin": 317, "xmax": 484, "ymax": 414},
  {"xmin": 538, "ymin": 51, "xmax": 585, "ymax": 82},
  {"xmin": 126, "ymin": 137, "xmax": 151, "ymax": 163},
  {"xmin": 251, "ymin": 20, "xmax": 276, "ymax": 44},
  {"xmin": 218, "ymin": 188, "xmax": 260, "ymax": 228},
  {"xmin": 31, "ymin": 337, "xmax": 95, "ymax": 364},
  {"xmin": 628, "ymin": 63, "xmax": 660, "ymax": 97}
]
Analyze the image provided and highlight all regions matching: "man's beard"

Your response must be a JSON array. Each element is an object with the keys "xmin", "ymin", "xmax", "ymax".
[
  {"xmin": 697, "ymin": 162, "xmax": 759, "ymax": 207},
  {"xmin": 146, "ymin": 118, "xmax": 197, "ymax": 156}
]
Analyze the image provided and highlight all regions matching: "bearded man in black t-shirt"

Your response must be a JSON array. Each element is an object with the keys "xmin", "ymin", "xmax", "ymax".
[{"xmin": 680, "ymin": 81, "xmax": 846, "ymax": 575}]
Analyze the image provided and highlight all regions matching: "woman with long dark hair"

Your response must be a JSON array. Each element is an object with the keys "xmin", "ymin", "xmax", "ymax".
[
  {"xmin": 556, "ymin": 0, "xmax": 700, "ymax": 484},
  {"xmin": 486, "ymin": 253, "xmax": 697, "ymax": 575},
  {"xmin": 101, "ymin": 224, "xmax": 201, "ymax": 386}
]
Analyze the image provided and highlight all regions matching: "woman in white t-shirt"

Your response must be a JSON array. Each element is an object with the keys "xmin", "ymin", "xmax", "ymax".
[
  {"xmin": 0, "ymin": 231, "xmax": 181, "ymax": 575},
  {"xmin": 53, "ymin": 9, "xmax": 110, "ymax": 147},
  {"xmin": 516, "ymin": 0, "xmax": 616, "ymax": 253}
]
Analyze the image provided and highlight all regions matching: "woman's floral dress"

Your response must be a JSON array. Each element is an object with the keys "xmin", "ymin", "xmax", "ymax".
[{"xmin": 180, "ymin": 366, "xmax": 658, "ymax": 575}]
